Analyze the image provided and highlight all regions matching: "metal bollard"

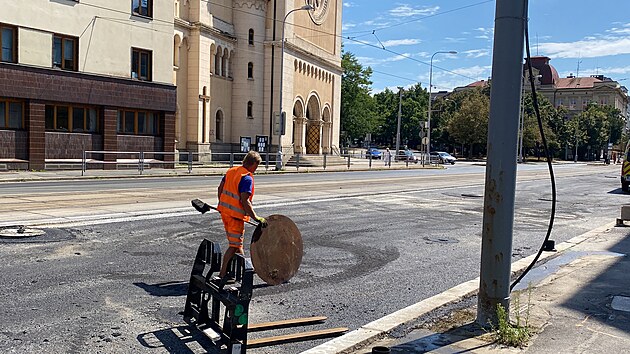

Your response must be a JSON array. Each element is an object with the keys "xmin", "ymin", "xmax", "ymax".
[
  {"xmin": 347, "ymin": 154, "xmax": 350, "ymax": 169},
  {"xmin": 369, "ymin": 153, "xmax": 372, "ymax": 168},
  {"xmin": 82, "ymin": 150, "xmax": 86, "ymax": 176},
  {"xmin": 296, "ymin": 153, "xmax": 300, "ymax": 171},
  {"xmin": 139, "ymin": 151, "xmax": 144, "ymax": 175},
  {"xmin": 187, "ymin": 151, "xmax": 193, "ymax": 173},
  {"xmin": 323, "ymin": 154, "xmax": 327, "ymax": 170},
  {"xmin": 230, "ymin": 153, "xmax": 234, "ymax": 167}
]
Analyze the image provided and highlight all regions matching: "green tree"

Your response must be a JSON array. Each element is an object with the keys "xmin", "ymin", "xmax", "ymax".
[
  {"xmin": 574, "ymin": 103, "xmax": 625, "ymax": 160},
  {"xmin": 340, "ymin": 51, "xmax": 377, "ymax": 145},
  {"xmin": 446, "ymin": 88, "xmax": 490, "ymax": 158},
  {"xmin": 521, "ymin": 92, "xmax": 567, "ymax": 160}
]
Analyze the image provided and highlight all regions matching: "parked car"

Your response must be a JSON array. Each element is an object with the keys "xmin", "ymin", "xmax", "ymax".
[
  {"xmin": 430, "ymin": 151, "xmax": 457, "ymax": 164},
  {"xmin": 365, "ymin": 147, "xmax": 382, "ymax": 159},
  {"xmin": 397, "ymin": 149, "xmax": 419, "ymax": 163}
]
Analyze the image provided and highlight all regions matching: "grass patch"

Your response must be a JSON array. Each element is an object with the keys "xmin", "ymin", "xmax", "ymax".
[{"xmin": 493, "ymin": 290, "xmax": 532, "ymax": 347}]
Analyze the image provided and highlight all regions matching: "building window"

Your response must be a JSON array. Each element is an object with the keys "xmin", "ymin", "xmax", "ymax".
[
  {"xmin": 247, "ymin": 62, "xmax": 253, "ymax": 79},
  {"xmin": 216, "ymin": 110, "xmax": 223, "ymax": 141},
  {"xmin": 132, "ymin": 0, "xmax": 152, "ymax": 18},
  {"xmin": 0, "ymin": 99, "xmax": 24, "ymax": 129},
  {"xmin": 117, "ymin": 109, "xmax": 160, "ymax": 135},
  {"xmin": 247, "ymin": 101, "xmax": 253, "ymax": 118},
  {"xmin": 248, "ymin": 29, "xmax": 254, "ymax": 45},
  {"xmin": 132, "ymin": 48, "xmax": 152, "ymax": 81},
  {"xmin": 53, "ymin": 34, "xmax": 78, "ymax": 71},
  {"xmin": 215, "ymin": 49, "xmax": 221, "ymax": 75},
  {"xmin": 1, "ymin": 24, "xmax": 17, "ymax": 63},
  {"xmin": 45, "ymin": 105, "xmax": 98, "ymax": 133}
]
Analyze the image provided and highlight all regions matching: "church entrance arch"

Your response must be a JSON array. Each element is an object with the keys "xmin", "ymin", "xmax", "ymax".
[
  {"xmin": 322, "ymin": 105, "xmax": 332, "ymax": 154},
  {"xmin": 292, "ymin": 99, "xmax": 305, "ymax": 154},
  {"xmin": 305, "ymin": 94, "xmax": 321, "ymax": 154}
]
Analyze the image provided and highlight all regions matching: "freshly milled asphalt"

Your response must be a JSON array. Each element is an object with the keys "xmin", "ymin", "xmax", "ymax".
[{"xmin": 0, "ymin": 163, "xmax": 624, "ymax": 353}]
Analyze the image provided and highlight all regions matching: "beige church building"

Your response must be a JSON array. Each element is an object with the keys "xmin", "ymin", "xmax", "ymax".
[{"xmin": 173, "ymin": 0, "xmax": 342, "ymax": 160}]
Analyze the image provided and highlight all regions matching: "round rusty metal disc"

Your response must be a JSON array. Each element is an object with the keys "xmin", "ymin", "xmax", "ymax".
[{"xmin": 250, "ymin": 215, "xmax": 303, "ymax": 285}]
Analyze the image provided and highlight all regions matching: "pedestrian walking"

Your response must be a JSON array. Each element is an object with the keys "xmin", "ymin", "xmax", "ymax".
[
  {"xmin": 216, "ymin": 151, "xmax": 267, "ymax": 280},
  {"xmin": 384, "ymin": 147, "xmax": 391, "ymax": 166}
]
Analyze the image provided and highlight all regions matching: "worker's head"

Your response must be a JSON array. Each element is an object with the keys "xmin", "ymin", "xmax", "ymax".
[{"xmin": 242, "ymin": 151, "xmax": 262, "ymax": 173}]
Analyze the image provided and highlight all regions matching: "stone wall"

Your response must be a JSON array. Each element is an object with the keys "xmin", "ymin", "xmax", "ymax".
[
  {"xmin": 45, "ymin": 132, "xmax": 103, "ymax": 159},
  {"xmin": 0, "ymin": 130, "xmax": 28, "ymax": 160}
]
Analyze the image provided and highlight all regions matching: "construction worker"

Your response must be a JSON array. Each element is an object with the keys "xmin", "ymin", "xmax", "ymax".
[{"xmin": 217, "ymin": 151, "xmax": 267, "ymax": 279}]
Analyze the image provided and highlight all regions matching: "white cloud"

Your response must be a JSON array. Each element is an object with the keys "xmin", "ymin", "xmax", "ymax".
[
  {"xmin": 540, "ymin": 38, "xmax": 630, "ymax": 58},
  {"xmin": 389, "ymin": 5, "xmax": 439, "ymax": 17},
  {"xmin": 474, "ymin": 27, "xmax": 494, "ymax": 40},
  {"xmin": 380, "ymin": 38, "xmax": 421, "ymax": 47},
  {"xmin": 343, "ymin": 2, "xmax": 354, "ymax": 8},
  {"xmin": 607, "ymin": 23, "xmax": 630, "ymax": 34},
  {"xmin": 342, "ymin": 23, "xmax": 356, "ymax": 31},
  {"xmin": 463, "ymin": 49, "xmax": 490, "ymax": 58},
  {"xmin": 449, "ymin": 65, "xmax": 492, "ymax": 77},
  {"xmin": 445, "ymin": 37, "xmax": 466, "ymax": 43},
  {"xmin": 355, "ymin": 53, "xmax": 412, "ymax": 66}
]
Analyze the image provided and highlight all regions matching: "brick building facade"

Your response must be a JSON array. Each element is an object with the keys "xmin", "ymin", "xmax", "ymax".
[{"xmin": 0, "ymin": 1, "xmax": 176, "ymax": 170}]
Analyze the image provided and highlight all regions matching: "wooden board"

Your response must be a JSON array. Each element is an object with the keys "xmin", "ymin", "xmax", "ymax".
[
  {"xmin": 248, "ymin": 316, "xmax": 327, "ymax": 332},
  {"xmin": 247, "ymin": 327, "xmax": 349, "ymax": 348}
]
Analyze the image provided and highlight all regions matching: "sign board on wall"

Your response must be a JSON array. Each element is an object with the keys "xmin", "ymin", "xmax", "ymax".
[
  {"xmin": 256, "ymin": 135, "xmax": 269, "ymax": 152},
  {"xmin": 240, "ymin": 137, "xmax": 252, "ymax": 153}
]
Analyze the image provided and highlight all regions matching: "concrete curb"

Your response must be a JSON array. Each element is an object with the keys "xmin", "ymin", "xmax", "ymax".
[{"xmin": 302, "ymin": 221, "xmax": 617, "ymax": 354}]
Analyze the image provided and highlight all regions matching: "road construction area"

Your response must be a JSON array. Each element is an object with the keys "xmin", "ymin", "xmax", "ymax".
[{"xmin": 0, "ymin": 162, "xmax": 625, "ymax": 353}]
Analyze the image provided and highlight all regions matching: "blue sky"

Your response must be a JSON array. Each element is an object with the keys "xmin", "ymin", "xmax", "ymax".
[{"xmin": 341, "ymin": 1, "xmax": 630, "ymax": 93}]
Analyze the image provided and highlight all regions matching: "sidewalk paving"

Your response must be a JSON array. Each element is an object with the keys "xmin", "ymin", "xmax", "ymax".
[
  {"xmin": 305, "ymin": 221, "xmax": 630, "ymax": 354},
  {"xmin": 0, "ymin": 159, "xmax": 445, "ymax": 182}
]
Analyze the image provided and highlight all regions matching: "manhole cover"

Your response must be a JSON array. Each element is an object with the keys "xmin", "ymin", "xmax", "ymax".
[
  {"xmin": 423, "ymin": 236, "xmax": 459, "ymax": 244},
  {"xmin": 0, "ymin": 226, "xmax": 46, "ymax": 238},
  {"xmin": 611, "ymin": 296, "xmax": 630, "ymax": 312}
]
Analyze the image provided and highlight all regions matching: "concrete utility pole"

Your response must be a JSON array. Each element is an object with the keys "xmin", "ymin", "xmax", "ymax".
[
  {"xmin": 477, "ymin": 0, "xmax": 528, "ymax": 327},
  {"xmin": 395, "ymin": 87, "xmax": 403, "ymax": 159}
]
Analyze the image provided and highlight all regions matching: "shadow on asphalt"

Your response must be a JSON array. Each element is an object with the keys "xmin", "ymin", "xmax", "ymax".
[
  {"xmin": 134, "ymin": 281, "xmax": 188, "ymax": 297},
  {"xmin": 385, "ymin": 323, "xmax": 493, "ymax": 353},
  {"xmin": 137, "ymin": 325, "xmax": 221, "ymax": 354},
  {"xmin": 608, "ymin": 188, "xmax": 627, "ymax": 195}
]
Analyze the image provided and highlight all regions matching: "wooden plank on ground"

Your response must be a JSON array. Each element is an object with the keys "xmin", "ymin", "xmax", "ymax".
[
  {"xmin": 248, "ymin": 316, "xmax": 327, "ymax": 332},
  {"xmin": 247, "ymin": 327, "xmax": 349, "ymax": 348}
]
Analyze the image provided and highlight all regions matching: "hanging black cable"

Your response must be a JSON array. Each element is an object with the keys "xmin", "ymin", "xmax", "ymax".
[{"xmin": 509, "ymin": 14, "xmax": 557, "ymax": 291}]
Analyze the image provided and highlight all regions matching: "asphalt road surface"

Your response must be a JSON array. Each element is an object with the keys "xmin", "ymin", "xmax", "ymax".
[{"xmin": 0, "ymin": 163, "xmax": 625, "ymax": 353}]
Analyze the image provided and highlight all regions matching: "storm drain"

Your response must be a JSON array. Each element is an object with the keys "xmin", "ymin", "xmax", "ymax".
[{"xmin": 0, "ymin": 226, "xmax": 46, "ymax": 239}]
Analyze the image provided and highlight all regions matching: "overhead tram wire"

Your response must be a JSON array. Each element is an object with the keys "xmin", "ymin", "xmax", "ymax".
[
  {"xmin": 198, "ymin": 0, "xmax": 493, "ymax": 44},
  {"xmin": 187, "ymin": 0, "xmax": 484, "ymax": 83},
  {"xmin": 366, "ymin": 0, "xmax": 495, "ymax": 34},
  {"xmin": 341, "ymin": 36, "xmax": 478, "ymax": 82}
]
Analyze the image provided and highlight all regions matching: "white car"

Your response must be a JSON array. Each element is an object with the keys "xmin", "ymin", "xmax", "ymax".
[{"xmin": 430, "ymin": 151, "xmax": 457, "ymax": 164}]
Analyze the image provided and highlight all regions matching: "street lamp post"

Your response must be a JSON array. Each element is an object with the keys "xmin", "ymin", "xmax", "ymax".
[
  {"xmin": 427, "ymin": 51, "xmax": 457, "ymax": 163},
  {"xmin": 395, "ymin": 87, "xmax": 403, "ymax": 161},
  {"xmin": 276, "ymin": 4, "xmax": 313, "ymax": 170}
]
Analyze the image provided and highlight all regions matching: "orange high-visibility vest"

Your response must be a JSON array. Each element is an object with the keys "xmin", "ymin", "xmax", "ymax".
[{"xmin": 217, "ymin": 166, "xmax": 255, "ymax": 222}]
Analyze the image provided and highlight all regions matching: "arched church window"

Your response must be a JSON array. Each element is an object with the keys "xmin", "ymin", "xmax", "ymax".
[
  {"xmin": 247, "ymin": 62, "xmax": 253, "ymax": 79},
  {"xmin": 248, "ymin": 29, "xmax": 254, "ymax": 45},
  {"xmin": 215, "ymin": 48, "xmax": 221, "ymax": 75},
  {"xmin": 247, "ymin": 101, "xmax": 253, "ymax": 118},
  {"xmin": 215, "ymin": 110, "xmax": 223, "ymax": 141}
]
